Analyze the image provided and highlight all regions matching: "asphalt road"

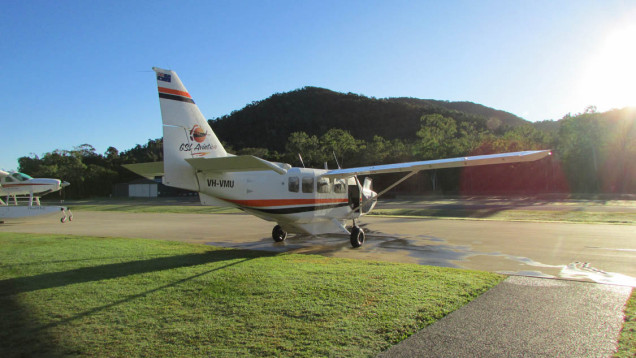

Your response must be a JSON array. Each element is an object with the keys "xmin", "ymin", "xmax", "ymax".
[
  {"xmin": 379, "ymin": 276, "xmax": 632, "ymax": 357},
  {"xmin": 2, "ymin": 211, "xmax": 634, "ymax": 286}
]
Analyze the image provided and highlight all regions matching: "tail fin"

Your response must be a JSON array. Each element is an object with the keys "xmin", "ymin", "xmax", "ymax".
[{"xmin": 153, "ymin": 67, "xmax": 228, "ymax": 191}]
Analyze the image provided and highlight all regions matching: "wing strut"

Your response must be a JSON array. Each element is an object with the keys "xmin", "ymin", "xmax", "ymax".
[
  {"xmin": 374, "ymin": 171, "xmax": 419, "ymax": 199},
  {"xmin": 349, "ymin": 170, "xmax": 418, "ymax": 214}
]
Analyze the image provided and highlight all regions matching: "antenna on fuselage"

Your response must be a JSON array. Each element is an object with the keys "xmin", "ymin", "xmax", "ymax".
[
  {"xmin": 298, "ymin": 153, "xmax": 305, "ymax": 168},
  {"xmin": 332, "ymin": 151, "xmax": 341, "ymax": 169}
]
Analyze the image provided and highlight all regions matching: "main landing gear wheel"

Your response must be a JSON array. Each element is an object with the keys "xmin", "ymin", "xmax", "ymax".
[
  {"xmin": 350, "ymin": 226, "xmax": 365, "ymax": 248},
  {"xmin": 272, "ymin": 225, "xmax": 287, "ymax": 242}
]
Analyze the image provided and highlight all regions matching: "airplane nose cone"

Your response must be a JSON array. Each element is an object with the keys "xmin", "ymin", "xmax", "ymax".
[{"xmin": 61, "ymin": 181, "xmax": 70, "ymax": 188}]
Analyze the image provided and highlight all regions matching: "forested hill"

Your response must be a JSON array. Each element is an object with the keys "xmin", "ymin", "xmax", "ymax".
[
  {"xmin": 388, "ymin": 98, "xmax": 528, "ymax": 128},
  {"xmin": 16, "ymin": 79, "xmax": 635, "ymax": 197},
  {"xmin": 209, "ymin": 86, "xmax": 528, "ymax": 152}
]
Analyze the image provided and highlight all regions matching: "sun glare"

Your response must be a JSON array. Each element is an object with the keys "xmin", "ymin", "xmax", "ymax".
[{"xmin": 575, "ymin": 22, "xmax": 636, "ymax": 112}]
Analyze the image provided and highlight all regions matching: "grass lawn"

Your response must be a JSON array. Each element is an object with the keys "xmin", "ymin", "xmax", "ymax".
[
  {"xmin": 0, "ymin": 233, "xmax": 503, "ymax": 357},
  {"xmin": 615, "ymin": 290, "xmax": 636, "ymax": 358}
]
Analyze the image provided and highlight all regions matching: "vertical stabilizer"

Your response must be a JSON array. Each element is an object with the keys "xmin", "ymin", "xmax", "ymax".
[{"xmin": 152, "ymin": 67, "xmax": 228, "ymax": 191}]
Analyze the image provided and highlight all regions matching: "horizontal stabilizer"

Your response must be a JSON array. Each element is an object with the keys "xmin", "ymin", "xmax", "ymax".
[
  {"xmin": 186, "ymin": 155, "xmax": 289, "ymax": 175},
  {"xmin": 123, "ymin": 162, "xmax": 164, "ymax": 180},
  {"xmin": 321, "ymin": 150, "xmax": 551, "ymax": 179}
]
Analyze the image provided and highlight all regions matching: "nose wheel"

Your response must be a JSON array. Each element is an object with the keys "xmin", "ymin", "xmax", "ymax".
[
  {"xmin": 272, "ymin": 225, "xmax": 287, "ymax": 242},
  {"xmin": 350, "ymin": 226, "xmax": 365, "ymax": 248}
]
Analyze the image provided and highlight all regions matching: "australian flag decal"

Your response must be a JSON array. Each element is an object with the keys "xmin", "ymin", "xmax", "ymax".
[{"xmin": 157, "ymin": 72, "xmax": 172, "ymax": 82}]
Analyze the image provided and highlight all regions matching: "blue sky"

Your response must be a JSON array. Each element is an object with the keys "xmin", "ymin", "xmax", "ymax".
[{"xmin": 1, "ymin": 0, "xmax": 635, "ymax": 171}]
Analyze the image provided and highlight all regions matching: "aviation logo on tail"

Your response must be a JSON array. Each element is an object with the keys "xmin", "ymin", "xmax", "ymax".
[
  {"xmin": 178, "ymin": 125, "xmax": 216, "ymax": 157},
  {"xmin": 189, "ymin": 125, "xmax": 208, "ymax": 143}
]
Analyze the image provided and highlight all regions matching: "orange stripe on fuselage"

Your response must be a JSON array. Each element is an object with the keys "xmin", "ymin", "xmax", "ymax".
[
  {"xmin": 158, "ymin": 87, "xmax": 192, "ymax": 98},
  {"xmin": 224, "ymin": 198, "xmax": 348, "ymax": 207}
]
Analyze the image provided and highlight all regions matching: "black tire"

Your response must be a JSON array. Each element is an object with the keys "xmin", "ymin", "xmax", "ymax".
[
  {"xmin": 350, "ymin": 226, "xmax": 365, "ymax": 248},
  {"xmin": 272, "ymin": 225, "xmax": 287, "ymax": 242}
]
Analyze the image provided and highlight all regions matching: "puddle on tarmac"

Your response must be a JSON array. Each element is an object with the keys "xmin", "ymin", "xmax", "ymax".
[
  {"xmin": 559, "ymin": 262, "xmax": 636, "ymax": 287},
  {"xmin": 377, "ymin": 235, "xmax": 636, "ymax": 286},
  {"xmin": 377, "ymin": 237, "xmax": 470, "ymax": 268},
  {"xmin": 207, "ymin": 229, "xmax": 636, "ymax": 286}
]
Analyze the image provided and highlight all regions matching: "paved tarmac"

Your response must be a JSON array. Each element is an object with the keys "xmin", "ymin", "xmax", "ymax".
[
  {"xmin": 378, "ymin": 196, "xmax": 636, "ymax": 213},
  {"xmin": 379, "ymin": 276, "xmax": 632, "ymax": 357},
  {"xmin": 2, "ymin": 211, "xmax": 634, "ymax": 285}
]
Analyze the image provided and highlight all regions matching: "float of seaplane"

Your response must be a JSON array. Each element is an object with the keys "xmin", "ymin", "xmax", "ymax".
[
  {"xmin": 0, "ymin": 170, "xmax": 72, "ymax": 223},
  {"xmin": 125, "ymin": 67, "xmax": 551, "ymax": 248}
]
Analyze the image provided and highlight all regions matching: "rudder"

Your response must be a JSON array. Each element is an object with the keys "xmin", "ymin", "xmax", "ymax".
[{"xmin": 152, "ymin": 67, "xmax": 228, "ymax": 191}]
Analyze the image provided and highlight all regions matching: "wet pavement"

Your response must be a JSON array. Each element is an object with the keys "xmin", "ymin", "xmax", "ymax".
[{"xmin": 1, "ymin": 211, "xmax": 635, "ymax": 286}]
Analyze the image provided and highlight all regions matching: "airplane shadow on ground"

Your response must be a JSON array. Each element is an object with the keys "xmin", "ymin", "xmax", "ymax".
[
  {"xmin": 0, "ymin": 249, "xmax": 270, "ymax": 297},
  {"xmin": 0, "ymin": 249, "xmax": 272, "ymax": 356}
]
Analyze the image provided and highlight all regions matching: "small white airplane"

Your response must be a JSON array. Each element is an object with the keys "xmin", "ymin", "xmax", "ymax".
[
  {"xmin": 0, "ymin": 170, "xmax": 72, "ymax": 223},
  {"xmin": 125, "ymin": 67, "xmax": 551, "ymax": 248}
]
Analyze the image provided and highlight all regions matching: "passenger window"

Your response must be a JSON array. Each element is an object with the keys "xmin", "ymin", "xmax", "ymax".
[
  {"xmin": 302, "ymin": 177, "xmax": 314, "ymax": 193},
  {"xmin": 334, "ymin": 180, "xmax": 346, "ymax": 193},
  {"xmin": 288, "ymin": 176, "xmax": 299, "ymax": 192},
  {"xmin": 317, "ymin": 178, "xmax": 330, "ymax": 193},
  {"xmin": 5, "ymin": 176, "xmax": 14, "ymax": 183},
  {"xmin": 13, "ymin": 173, "xmax": 31, "ymax": 181}
]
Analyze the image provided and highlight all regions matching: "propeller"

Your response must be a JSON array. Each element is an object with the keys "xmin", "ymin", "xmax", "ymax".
[
  {"xmin": 333, "ymin": 151, "xmax": 378, "ymax": 215},
  {"xmin": 358, "ymin": 177, "xmax": 378, "ymax": 214}
]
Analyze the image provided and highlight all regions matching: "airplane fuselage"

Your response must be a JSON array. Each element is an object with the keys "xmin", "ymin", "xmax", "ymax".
[
  {"xmin": 0, "ymin": 171, "xmax": 68, "ymax": 199},
  {"xmin": 0, "ymin": 171, "xmax": 72, "ymax": 222},
  {"xmin": 194, "ymin": 167, "xmax": 367, "ymax": 235},
  {"xmin": 0, "ymin": 178, "xmax": 64, "ymax": 196}
]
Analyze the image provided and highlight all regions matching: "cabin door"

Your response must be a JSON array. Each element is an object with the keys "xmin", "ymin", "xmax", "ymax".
[{"xmin": 348, "ymin": 181, "xmax": 360, "ymax": 209}]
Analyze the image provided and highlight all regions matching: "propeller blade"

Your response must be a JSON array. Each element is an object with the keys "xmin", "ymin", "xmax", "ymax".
[
  {"xmin": 351, "ymin": 176, "xmax": 377, "ymax": 215},
  {"xmin": 363, "ymin": 177, "xmax": 372, "ymax": 191}
]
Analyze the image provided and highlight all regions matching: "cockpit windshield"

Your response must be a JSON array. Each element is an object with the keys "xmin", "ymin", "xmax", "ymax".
[{"xmin": 11, "ymin": 172, "xmax": 33, "ymax": 182}]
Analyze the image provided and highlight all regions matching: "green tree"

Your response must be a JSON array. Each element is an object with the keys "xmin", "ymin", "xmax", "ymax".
[
  {"xmin": 236, "ymin": 147, "xmax": 282, "ymax": 162},
  {"xmin": 285, "ymin": 132, "xmax": 323, "ymax": 167},
  {"xmin": 557, "ymin": 111, "xmax": 602, "ymax": 192},
  {"xmin": 319, "ymin": 129, "xmax": 364, "ymax": 168},
  {"xmin": 415, "ymin": 113, "xmax": 476, "ymax": 159}
]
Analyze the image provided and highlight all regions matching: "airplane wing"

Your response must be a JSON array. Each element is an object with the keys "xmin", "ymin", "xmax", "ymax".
[
  {"xmin": 185, "ymin": 155, "xmax": 289, "ymax": 175},
  {"xmin": 321, "ymin": 150, "xmax": 551, "ymax": 179}
]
